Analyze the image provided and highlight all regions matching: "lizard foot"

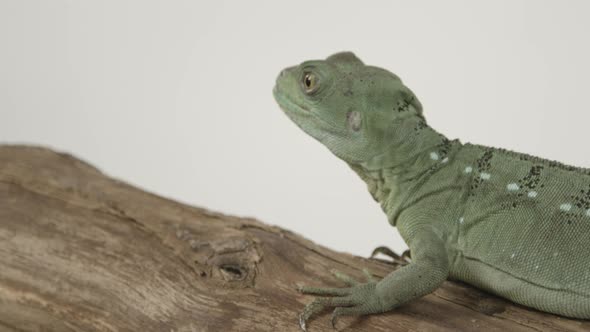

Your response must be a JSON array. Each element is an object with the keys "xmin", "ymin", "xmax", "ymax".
[
  {"xmin": 297, "ymin": 269, "xmax": 383, "ymax": 331},
  {"xmin": 370, "ymin": 246, "xmax": 411, "ymax": 264}
]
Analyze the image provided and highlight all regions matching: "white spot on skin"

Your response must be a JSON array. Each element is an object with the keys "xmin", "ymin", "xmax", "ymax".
[
  {"xmin": 587, "ymin": 209, "xmax": 590, "ymax": 217},
  {"xmin": 480, "ymin": 172, "xmax": 491, "ymax": 180},
  {"xmin": 535, "ymin": 265, "xmax": 539, "ymax": 270},
  {"xmin": 560, "ymin": 203, "xmax": 572, "ymax": 212},
  {"xmin": 459, "ymin": 217, "xmax": 464, "ymax": 224},
  {"xmin": 528, "ymin": 191, "xmax": 538, "ymax": 198},
  {"xmin": 506, "ymin": 183, "xmax": 519, "ymax": 191},
  {"xmin": 441, "ymin": 157, "xmax": 449, "ymax": 163},
  {"xmin": 430, "ymin": 152, "xmax": 439, "ymax": 161},
  {"xmin": 347, "ymin": 111, "xmax": 362, "ymax": 131},
  {"xmin": 464, "ymin": 166, "xmax": 473, "ymax": 174},
  {"xmin": 510, "ymin": 253, "xmax": 515, "ymax": 259}
]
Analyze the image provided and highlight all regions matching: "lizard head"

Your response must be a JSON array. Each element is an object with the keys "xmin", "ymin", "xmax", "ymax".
[{"xmin": 273, "ymin": 51, "xmax": 423, "ymax": 165}]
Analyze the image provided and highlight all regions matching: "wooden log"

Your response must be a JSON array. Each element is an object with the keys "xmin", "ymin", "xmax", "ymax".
[{"xmin": 0, "ymin": 145, "xmax": 587, "ymax": 331}]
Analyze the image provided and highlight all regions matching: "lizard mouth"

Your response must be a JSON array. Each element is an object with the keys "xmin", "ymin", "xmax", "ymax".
[
  {"xmin": 273, "ymin": 86, "xmax": 311, "ymax": 115},
  {"xmin": 274, "ymin": 86, "xmax": 349, "ymax": 141}
]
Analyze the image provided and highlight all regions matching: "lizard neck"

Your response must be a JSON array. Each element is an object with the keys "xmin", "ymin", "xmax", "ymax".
[{"xmin": 347, "ymin": 120, "xmax": 457, "ymax": 225}]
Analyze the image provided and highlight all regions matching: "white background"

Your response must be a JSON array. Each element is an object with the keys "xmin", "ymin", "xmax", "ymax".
[{"xmin": 2, "ymin": 1, "xmax": 590, "ymax": 257}]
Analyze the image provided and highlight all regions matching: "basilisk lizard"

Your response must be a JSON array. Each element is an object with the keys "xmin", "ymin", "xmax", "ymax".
[{"xmin": 273, "ymin": 52, "xmax": 590, "ymax": 330}]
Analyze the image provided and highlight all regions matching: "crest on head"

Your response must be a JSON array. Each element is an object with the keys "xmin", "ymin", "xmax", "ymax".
[{"xmin": 326, "ymin": 52, "xmax": 364, "ymax": 67}]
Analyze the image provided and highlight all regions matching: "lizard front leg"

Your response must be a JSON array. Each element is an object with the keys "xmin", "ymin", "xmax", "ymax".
[{"xmin": 297, "ymin": 227, "xmax": 449, "ymax": 330}]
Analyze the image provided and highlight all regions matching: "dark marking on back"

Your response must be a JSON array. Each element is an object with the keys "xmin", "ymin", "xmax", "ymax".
[
  {"xmin": 519, "ymin": 165, "xmax": 544, "ymax": 193},
  {"xmin": 476, "ymin": 145, "xmax": 590, "ymax": 176},
  {"xmin": 572, "ymin": 184, "xmax": 590, "ymax": 210},
  {"xmin": 414, "ymin": 119, "xmax": 427, "ymax": 132},
  {"xmin": 395, "ymin": 96, "xmax": 415, "ymax": 113},
  {"xmin": 469, "ymin": 149, "xmax": 494, "ymax": 196}
]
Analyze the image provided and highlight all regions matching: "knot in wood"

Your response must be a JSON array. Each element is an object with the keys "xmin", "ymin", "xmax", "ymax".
[{"xmin": 207, "ymin": 237, "xmax": 261, "ymax": 287}]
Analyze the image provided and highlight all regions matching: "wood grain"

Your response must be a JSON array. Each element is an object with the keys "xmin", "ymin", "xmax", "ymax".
[{"xmin": 0, "ymin": 145, "xmax": 587, "ymax": 331}]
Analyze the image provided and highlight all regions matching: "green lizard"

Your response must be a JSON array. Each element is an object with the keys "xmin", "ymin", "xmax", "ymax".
[{"xmin": 273, "ymin": 52, "xmax": 590, "ymax": 330}]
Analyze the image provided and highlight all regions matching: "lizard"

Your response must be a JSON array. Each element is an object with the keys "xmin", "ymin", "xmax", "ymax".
[{"xmin": 272, "ymin": 51, "xmax": 590, "ymax": 330}]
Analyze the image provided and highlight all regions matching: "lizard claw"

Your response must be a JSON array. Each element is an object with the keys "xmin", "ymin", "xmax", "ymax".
[
  {"xmin": 331, "ymin": 313, "xmax": 339, "ymax": 330},
  {"xmin": 296, "ymin": 272, "xmax": 380, "ymax": 330},
  {"xmin": 299, "ymin": 313, "xmax": 307, "ymax": 332}
]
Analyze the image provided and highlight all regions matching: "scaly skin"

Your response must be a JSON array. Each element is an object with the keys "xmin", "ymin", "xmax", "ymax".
[{"xmin": 273, "ymin": 52, "xmax": 590, "ymax": 330}]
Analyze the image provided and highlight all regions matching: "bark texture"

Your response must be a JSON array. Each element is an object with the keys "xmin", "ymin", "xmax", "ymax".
[{"xmin": 0, "ymin": 145, "xmax": 588, "ymax": 332}]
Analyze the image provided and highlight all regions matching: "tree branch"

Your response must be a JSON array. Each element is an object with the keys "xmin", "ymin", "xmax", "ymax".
[{"xmin": 0, "ymin": 145, "xmax": 587, "ymax": 331}]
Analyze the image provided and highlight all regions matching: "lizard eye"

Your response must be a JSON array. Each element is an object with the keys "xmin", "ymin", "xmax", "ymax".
[{"xmin": 302, "ymin": 72, "xmax": 319, "ymax": 94}]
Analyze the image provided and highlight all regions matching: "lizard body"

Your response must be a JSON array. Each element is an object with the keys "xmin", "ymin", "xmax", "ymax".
[{"xmin": 273, "ymin": 52, "xmax": 590, "ymax": 329}]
